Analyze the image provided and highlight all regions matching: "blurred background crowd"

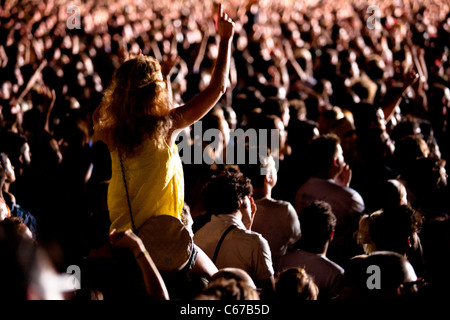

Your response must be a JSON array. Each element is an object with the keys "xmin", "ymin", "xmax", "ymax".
[{"xmin": 0, "ymin": 0, "xmax": 449, "ymax": 300}]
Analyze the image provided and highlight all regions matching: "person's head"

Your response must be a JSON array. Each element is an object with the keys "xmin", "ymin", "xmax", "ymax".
[
  {"xmin": 210, "ymin": 268, "xmax": 257, "ymax": 291},
  {"xmin": 275, "ymin": 267, "xmax": 319, "ymax": 301},
  {"xmin": 406, "ymin": 157, "xmax": 447, "ymax": 196},
  {"xmin": 181, "ymin": 202, "xmax": 194, "ymax": 237},
  {"xmin": 352, "ymin": 103, "xmax": 387, "ymax": 133},
  {"xmin": 343, "ymin": 251, "xmax": 419, "ymax": 300},
  {"xmin": 368, "ymin": 205, "xmax": 423, "ymax": 256},
  {"xmin": 232, "ymin": 88, "xmax": 263, "ymax": 126},
  {"xmin": 427, "ymin": 83, "xmax": 450, "ymax": 129},
  {"xmin": 0, "ymin": 216, "xmax": 32, "ymax": 239},
  {"xmin": 238, "ymin": 146, "xmax": 277, "ymax": 192},
  {"xmin": 253, "ymin": 114, "xmax": 287, "ymax": 161},
  {"xmin": 317, "ymin": 106, "xmax": 344, "ymax": 134},
  {"xmin": 195, "ymin": 277, "xmax": 260, "ymax": 300},
  {"xmin": 0, "ymin": 152, "xmax": 16, "ymax": 185},
  {"xmin": 376, "ymin": 179, "xmax": 408, "ymax": 210},
  {"xmin": 356, "ymin": 211, "xmax": 381, "ymax": 255},
  {"xmin": 296, "ymin": 200, "xmax": 336, "ymax": 254},
  {"xmin": 261, "ymin": 97, "xmax": 290, "ymax": 128},
  {"xmin": 201, "ymin": 105, "xmax": 231, "ymax": 157},
  {"xmin": 392, "ymin": 135, "xmax": 430, "ymax": 174},
  {"xmin": 306, "ymin": 133, "xmax": 345, "ymax": 179},
  {"xmin": 287, "ymin": 119, "xmax": 319, "ymax": 156},
  {"xmin": 0, "ymin": 131, "xmax": 31, "ymax": 171},
  {"xmin": 202, "ymin": 169, "xmax": 255, "ymax": 229},
  {"xmin": 350, "ymin": 78, "xmax": 377, "ymax": 104},
  {"xmin": 288, "ymin": 99, "xmax": 307, "ymax": 121},
  {"xmin": 0, "ymin": 219, "xmax": 66, "ymax": 300},
  {"xmin": 390, "ymin": 118, "xmax": 422, "ymax": 143},
  {"xmin": 366, "ymin": 56, "xmax": 386, "ymax": 81},
  {"xmin": 93, "ymin": 55, "xmax": 171, "ymax": 156}
]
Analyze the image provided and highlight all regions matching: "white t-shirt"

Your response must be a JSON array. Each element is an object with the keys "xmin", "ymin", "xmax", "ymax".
[{"xmin": 252, "ymin": 197, "xmax": 301, "ymax": 270}]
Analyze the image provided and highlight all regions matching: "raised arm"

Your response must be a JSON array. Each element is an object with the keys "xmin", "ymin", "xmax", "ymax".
[
  {"xmin": 169, "ymin": 4, "xmax": 235, "ymax": 135},
  {"xmin": 109, "ymin": 229, "xmax": 170, "ymax": 300}
]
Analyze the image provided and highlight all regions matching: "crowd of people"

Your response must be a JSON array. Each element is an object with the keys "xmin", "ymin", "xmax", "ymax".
[{"xmin": 0, "ymin": 0, "xmax": 449, "ymax": 301}]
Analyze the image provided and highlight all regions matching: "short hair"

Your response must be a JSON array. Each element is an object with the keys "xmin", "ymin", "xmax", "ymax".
[
  {"xmin": 210, "ymin": 268, "xmax": 257, "ymax": 290},
  {"xmin": 275, "ymin": 267, "xmax": 319, "ymax": 300},
  {"xmin": 306, "ymin": 134, "xmax": 340, "ymax": 175},
  {"xmin": 345, "ymin": 251, "xmax": 418, "ymax": 300},
  {"xmin": 393, "ymin": 135, "xmax": 429, "ymax": 168},
  {"xmin": 261, "ymin": 97, "xmax": 287, "ymax": 118},
  {"xmin": 352, "ymin": 102, "xmax": 382, "ymax": 133},
  {"xmin": 407, "ymin": 157, "xmax": 446, "ymax": 192},
  {"xmin": 202, "ymin": 169, "xmax": 253, "ymax": 215},
  {"xmin": 0, "ymin": 131, "xmax": 28, "ymax": 167},
  {"xmin": 0, "ymin": 218, "xmax": 38, "ymax": 299},
  {"xmin": 296, "ymin": 200, "xmax": 336, "ymax": 252},
  {"xmin": 196, "ymin": 278, "xmax": 260, "ymax": 300},
  {"xmin": 238, "ymin": 146, "xmax": 274, "ymax": 188},
  {"xmin": 0, "ymin": 153, "xmax": 7, "ymax": 186},
  {"xmin": 376, "ymin": 179, "xmax": 408, "ymax": 210},
  {"xmin": 369, "ymin": 205, "xmax": 423, "ymax": 255}
]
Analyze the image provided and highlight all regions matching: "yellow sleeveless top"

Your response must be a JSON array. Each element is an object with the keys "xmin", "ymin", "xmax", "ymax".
[{"xmin": 107, "ymin": 139, "xmax": 184, "ymax": 231}]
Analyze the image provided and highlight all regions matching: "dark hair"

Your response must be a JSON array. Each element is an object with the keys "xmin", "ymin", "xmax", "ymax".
[
  {"xmin": 93, "ymin": 56, "xmax": 171, "ymax": 157},
  {"xmin": 0, "ymin": 219, "xmax": 38, "ymax": 300},
  {"xmin": 352, "ymin": 103, "xmax": 382, "ymax": 133},
  {"xmin": 202, "ymin": 169, "xmax": 253, "ymax": 215},
  {"xmin": 376, "ymin": 180, "xmax": 407, "ymax": 211},
  {"xmin": 0, "ymin": 131, "xmax": 28, "ymax": 168},
  {"xmin": 238, "ymin": 146, "xmax": 273, "ymax": 189},
  {"xmin": 0, "ymin": 152, "xmax": 7, "ymax": 186},
  {"xmin": 275, "ymin": 267, "xmax": 319, "ymax": 300},
  {"xmin": 392, "ymin": 135, "xmax": 428, "ymax": 169},
  {"xmin": 198, "ymin": 278, "xmax": 259, "ymax": 300},
  {"xmin": 296, "ymin": 200, "xmax": 336, "ymax": 252},
  {"xmin": 306, "ymin": 134, "xmax": 340, "ymax": 176},
  {"xmin": 345, "ymin": 251, "xmax": 418, "ymax": 300},
  {"xmin": 261, "ymin": 97, "xmax": 287, "ymax": 118},
  {"xmin": 369, "ymin": 205, "xmax": 423, "ymax": 255}
]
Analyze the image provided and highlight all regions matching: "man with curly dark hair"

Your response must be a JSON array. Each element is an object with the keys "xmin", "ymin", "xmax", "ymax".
[
  {"xmin": 194, "ymin": 169, "xmax": 275, "ymax": 299},
  {"xmin": 278, "ymin": 200, "xmax": 344, "ymax": 300}
]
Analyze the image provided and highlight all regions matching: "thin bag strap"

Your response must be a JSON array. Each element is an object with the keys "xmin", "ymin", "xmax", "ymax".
[
  {"xmin": 212, "ymin": 225, "xmax": 236, "ymax": 264},
  {"xmin": 119, "ymin": 155, "xmax": 137, "ymax": 233}
]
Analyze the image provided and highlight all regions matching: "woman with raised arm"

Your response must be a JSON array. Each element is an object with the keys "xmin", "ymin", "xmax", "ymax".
[{"xmin": 93, "ymin": 4, "xmax": 234, "ymax": 281}]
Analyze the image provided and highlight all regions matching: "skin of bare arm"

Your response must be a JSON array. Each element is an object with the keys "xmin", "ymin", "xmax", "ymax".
[
  {"xmin": 167, "ymin": 4, "xmax": 235, "ymax": 145},
  {"xmin": 109, "ymin": 229, "xmax": 170, "ymax": 300}
]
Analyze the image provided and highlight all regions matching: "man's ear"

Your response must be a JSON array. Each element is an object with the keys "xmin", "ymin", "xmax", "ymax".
[
  {"xmin": 329, "ymin": 229, "xmax": 335, "ymax": 241},
  {"xmin": 332, "ymin": 156, "xmax": 339, "ymax": 168},
  {"xmin": 265, "ymin": 171, "xmax": 272, "ymax": 185},
  {"xmin": 407, "ymin": 236, "xmax": 412, "ymax": 248},
  {"xmin": 249, "ymin": 196, "xmax": 256, "ymax": 217}
]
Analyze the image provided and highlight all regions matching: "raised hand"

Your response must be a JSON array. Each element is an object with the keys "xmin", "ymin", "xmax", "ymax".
[
  {"xmin": 109, "ymin": 228, "xmax": 146, "ymax": 255},
  {"xmin": 336, "ymin": 163, "xmax": 352, "ymax": 187},
  {"xmin": 217, "ymin": 3, "xmax": 235, "ymax": 39},
  {"xmin": 161, "ymin": 53, "xmax": 180, "ymax": 78}
]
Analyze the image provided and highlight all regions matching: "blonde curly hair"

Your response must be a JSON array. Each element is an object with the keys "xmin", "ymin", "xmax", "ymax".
[{"xmin": 93, "ymin": 55, "xmax": 172, "ymax": 157}]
